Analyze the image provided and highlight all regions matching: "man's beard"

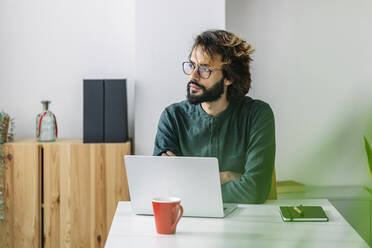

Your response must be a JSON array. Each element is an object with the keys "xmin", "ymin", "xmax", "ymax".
[{"xmin": 186, "ymin": 77, "xmax": 225, "ymax": 105}]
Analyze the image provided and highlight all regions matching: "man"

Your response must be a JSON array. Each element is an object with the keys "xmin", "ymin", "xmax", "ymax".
[{"xmin": 153, "ymin": 30, "xmax": 275, "ymax": 204}]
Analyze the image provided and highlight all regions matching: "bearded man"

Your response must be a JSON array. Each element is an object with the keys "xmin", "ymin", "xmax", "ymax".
[{"xmin": 153, "ymin": 30, "xmax": 275, "ymax": 204}]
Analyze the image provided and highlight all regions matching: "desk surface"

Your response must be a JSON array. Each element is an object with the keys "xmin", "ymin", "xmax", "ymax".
[{"xmin": 105, "ymin": 199, "xmax": 369, "ymax": 248}]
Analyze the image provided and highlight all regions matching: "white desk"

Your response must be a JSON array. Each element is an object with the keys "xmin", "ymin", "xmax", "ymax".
[{"xmin": 105, "ymin": 199, "xmax": 369, "ymax": 248}]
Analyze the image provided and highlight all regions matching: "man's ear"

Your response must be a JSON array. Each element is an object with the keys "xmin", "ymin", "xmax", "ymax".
[
  {"xmin": 223, "ymin": 71, "xmax": 232, "ymax": 86},
  {"xmin": 224, "ymin": 78, "xmax": 232, "ymax": 86}
]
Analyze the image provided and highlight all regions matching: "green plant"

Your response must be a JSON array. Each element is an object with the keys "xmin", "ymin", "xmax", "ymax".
[
  {"xmin": 0, "ymin": 111, "xmax": 15, "ymax": 221},
  {"xmin": 364, "ymin": 136, "xmax": 372, "ymax": 177}
]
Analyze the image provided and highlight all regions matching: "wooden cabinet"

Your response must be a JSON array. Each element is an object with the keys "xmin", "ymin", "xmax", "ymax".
[
  {"xmin": 0, "ymin": 139, "xmax": 131, "ymax": 248},
  {"xmin": 0, "ymin": 143, "xmax": 41, "ymax": 248}
]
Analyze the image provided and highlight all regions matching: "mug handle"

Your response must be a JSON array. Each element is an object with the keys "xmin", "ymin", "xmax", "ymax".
[{"xmin": 171, "ymin": 204, "xmax": 183, "ymax": 232}]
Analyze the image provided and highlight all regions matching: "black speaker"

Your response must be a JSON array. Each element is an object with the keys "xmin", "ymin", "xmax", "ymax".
[
  {"xmin": 104, "ymin": 79, "xmax": 128, "ymax": 142},
  {"xmin": 83, "ymin": 80, "xmax": 104, "ymax": 143},
  {"xmin": 83, "ymin": 79, "xmax": 128, "ymax": 143}
]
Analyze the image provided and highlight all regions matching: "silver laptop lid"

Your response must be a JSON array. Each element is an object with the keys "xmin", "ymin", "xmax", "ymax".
[{"xmin": 124, "ymin": 155, "xmax": 225, "ymax": 217}]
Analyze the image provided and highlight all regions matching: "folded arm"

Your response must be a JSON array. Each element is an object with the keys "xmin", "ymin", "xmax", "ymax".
[{"xmin": 153, "ymin": 109, "xmax": 181, "ymax": 156}]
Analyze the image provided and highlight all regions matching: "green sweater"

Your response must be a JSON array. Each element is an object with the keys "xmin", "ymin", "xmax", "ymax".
[{"xmin": 153, "ymin": 96, "xmax": 275, "ymax": 204}]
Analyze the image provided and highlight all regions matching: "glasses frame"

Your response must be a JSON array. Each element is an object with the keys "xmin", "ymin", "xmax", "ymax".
[{"xmin": 182, "ymin": 61, "xmax": 222, "ymax": 79}]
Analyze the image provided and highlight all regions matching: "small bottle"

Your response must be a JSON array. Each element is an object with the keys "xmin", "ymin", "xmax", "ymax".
[{"xmin": 36, "ymin": 100, "xmax": 58, "ymax": 142}]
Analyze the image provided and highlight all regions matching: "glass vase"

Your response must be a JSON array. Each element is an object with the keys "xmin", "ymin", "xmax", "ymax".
[{"xmin": 36, "ymin": 100, "xmax": 58, "ymax": 142}]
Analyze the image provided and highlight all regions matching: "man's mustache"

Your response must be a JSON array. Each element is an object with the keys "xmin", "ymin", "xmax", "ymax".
[{"xmin": 187, "ymin": 80, "xmax": 206, "ymax": 91}]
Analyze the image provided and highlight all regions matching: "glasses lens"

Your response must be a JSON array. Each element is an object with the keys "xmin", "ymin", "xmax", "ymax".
[
  {"xmin": 183, "ymin": 62, "xmax": 194, "ymax": 75},
  {"xmin": 198, "ymin": 67, "xmax": 211, "ymax": 79}
]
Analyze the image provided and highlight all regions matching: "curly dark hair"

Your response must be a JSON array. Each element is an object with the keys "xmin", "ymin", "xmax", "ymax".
[{"xmin": 189, "ymin": 30, "xmax": 255, "ymax": 103}]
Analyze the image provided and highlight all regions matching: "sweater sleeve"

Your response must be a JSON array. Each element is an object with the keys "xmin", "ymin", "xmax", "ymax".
[
  {"xmin": 153, "ymin": 108, "xmax": 181, "ymax": 156},
  {"xmin": 221, "ymin": 103, "xmax": 276, "ymax": 204}
]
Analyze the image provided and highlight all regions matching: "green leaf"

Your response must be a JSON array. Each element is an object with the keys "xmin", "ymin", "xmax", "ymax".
[{"xmin": 364, "ymin": 136, "xmax": 372, "ymax": 177}]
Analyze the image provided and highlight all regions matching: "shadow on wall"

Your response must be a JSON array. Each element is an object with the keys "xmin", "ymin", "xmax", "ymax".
[{"xmin": 285, "ymin": 102, "xmax": 372, "ymax": 187}]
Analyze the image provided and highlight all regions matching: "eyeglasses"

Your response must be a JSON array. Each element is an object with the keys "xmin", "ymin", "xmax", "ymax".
[{"xmin": 182, "ymin": 61, "xmax": 221, "ymax": 79}]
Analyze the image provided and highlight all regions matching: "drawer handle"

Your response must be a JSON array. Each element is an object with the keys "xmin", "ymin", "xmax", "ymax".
[{"xmin": 7, "ymin": 154, "xmax": 13, "ymax": 161}]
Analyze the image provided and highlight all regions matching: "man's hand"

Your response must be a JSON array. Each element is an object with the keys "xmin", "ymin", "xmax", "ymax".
[
  {"xmin": 161, "ymin": 151, "xmax": 176, "ymax": 156},
  {"xmin": 220, "ymin": 171, "xmax": 242, "ymax": 185}
]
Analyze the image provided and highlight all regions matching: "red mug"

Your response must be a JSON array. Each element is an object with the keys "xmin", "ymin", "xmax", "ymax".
[{"xmin": 152, "ymin": 197, "xmax": 183, "ymax": 234}]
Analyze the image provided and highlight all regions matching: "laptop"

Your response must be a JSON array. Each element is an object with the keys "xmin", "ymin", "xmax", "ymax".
[{"xmin": 124, "ymin": 155, "xmax": 237, "ymax": 218}]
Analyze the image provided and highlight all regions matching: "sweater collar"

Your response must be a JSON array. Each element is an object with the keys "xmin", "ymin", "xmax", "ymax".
[{"xmin": 197, "ymin": 100, "xmax": 235, "ymax": 120}]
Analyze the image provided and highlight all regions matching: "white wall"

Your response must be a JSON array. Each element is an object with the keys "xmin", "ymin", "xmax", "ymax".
[
  {"xmin": 0, "ymin": 0, "xmax": 135, "ymax": 139},
  {"xmin": 134, "ymin": 0, "xmax": 226, "ymax": 155},
  {"xmin": 227, "ymin": 0, "xmax": 372, "ymax": 186}
]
